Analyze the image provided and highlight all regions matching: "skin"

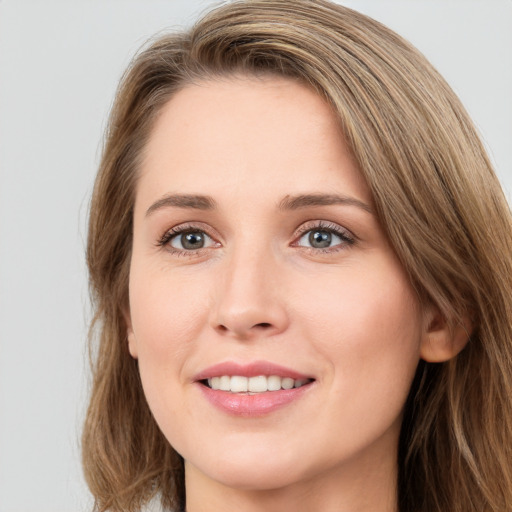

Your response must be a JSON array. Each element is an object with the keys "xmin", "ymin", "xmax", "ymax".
[{"xmin": 126, "ymin": 75, "xmax": 450, "ymax": 512}]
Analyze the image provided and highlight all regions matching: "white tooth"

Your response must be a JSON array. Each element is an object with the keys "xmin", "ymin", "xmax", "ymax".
[
  {"xmin": 210, "ymin": 375, "xmax": 307, "ymax": 393},
  {"xmin": 248, "ymin": 375, "xmax": 267, "ymax": 392},
  {"xmin": 219, "ymin": 375, "xmax": 231, "ymax": 391},
  {"xmin": 267, "ymin": 375, "xmax": 281, "ymax": 391},
  {"xmin": 281, "ymin": 377, "xmax": 294, "ymax": 390},
  {"xmin": 211, "ymin": 377, "xmax": 221, "ymax": 390},
  {"xmin": 230, "ymin": 376, "xmax": 248, "ymax": 392}
]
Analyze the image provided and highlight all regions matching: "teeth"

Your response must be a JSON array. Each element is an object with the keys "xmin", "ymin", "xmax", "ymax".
[
  {"xmin": 210, "ymin": 377, "xmax": 220, "ymax": 390},
  {"xmin": 206, "ymin": 375, "xmax": 311, "ymax": 393},
  {"xmin": 230, "ymin": 376, "xmax": 248, "ymax": 393},
  {"xmin": 248, "ymin": 375, "xmax": 267, "ymax": 392},
  {"xmin": 219, "ymin": 375, "xmax": 230, "ymax": 391},
  {"xmin": 267, "ymin": 375, "xmax": 281, "ymax": 391},
  {"xmin": 281, "ymin": 377, "xmax": 294, "ymax": 390}
]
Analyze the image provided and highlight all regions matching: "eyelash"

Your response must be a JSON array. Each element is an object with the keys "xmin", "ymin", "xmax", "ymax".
[{"xmin": 156, "ymin": 221, "xmax": 356, "ymax": 256}]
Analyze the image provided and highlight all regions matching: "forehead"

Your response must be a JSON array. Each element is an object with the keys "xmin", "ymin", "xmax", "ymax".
[{"xmin": 136, "ymin": 75, "xmax": 370, "ymax": 210}]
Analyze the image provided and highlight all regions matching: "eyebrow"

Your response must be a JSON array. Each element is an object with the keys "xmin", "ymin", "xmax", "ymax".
[
  {"xmin": 278, "ymin": 194, "xmax": 373, "ymax": 214},
  {"xmin": 145, "ymin": 194, "xmax": 217, "ymax": 216},
  {"xmin": 145, "ymin": 192, "xmax": 373, "ymax": 217}
]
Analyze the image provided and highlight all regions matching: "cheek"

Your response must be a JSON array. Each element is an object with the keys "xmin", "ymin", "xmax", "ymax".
[
  {"xmin": 293, "ymin": 264, "xmax": 422, "ymax": 455},
  {"xmin": 128, "ymin": 266, "xmax": 212, "ymax": 443},
  {"xmin": 129, "ymin": 266, "xmax": 209, "ymax": 357},
  {"xmin": 128, "ymin": 265, "xmax": 210, "ymax": 410},
  {"xmin": 293, "ymin": 262, "xmax": 422, "ymax": 400}
]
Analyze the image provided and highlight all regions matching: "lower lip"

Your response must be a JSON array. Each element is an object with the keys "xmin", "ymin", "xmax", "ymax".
[{"xmin": 198, "ymin": 382, "xmax": 313, "ymax": 417}]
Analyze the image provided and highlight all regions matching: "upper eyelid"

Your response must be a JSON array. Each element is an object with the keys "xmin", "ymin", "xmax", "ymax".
[
  {"xmin": 293, "ymin": 220, "xmax": 355, "ymax": 238},
  {"xmin": 163, "ymin": 222, "xmax": 219, "ymax": 238}
]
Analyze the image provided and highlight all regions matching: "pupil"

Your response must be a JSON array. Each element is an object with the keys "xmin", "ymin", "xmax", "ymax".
[
  {"xmin": 182, "ymin": 232, "xmax": 204, "ymax": 250},
  {"xmin": 309, "ymin": 230, "xmax": 331, "ymax": 248}
]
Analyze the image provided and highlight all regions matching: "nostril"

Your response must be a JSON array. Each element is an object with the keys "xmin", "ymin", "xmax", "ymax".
[{"xmin": 255, "ymin": 322, "xmax": 272, "ymax": 329}]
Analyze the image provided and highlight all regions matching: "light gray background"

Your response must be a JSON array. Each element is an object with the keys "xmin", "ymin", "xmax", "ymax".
[{"xmin": 0, "ymin": 1, "xmax": 511, "ymax": 511}]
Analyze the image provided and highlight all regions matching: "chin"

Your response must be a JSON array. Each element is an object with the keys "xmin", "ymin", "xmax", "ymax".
[
  {"xmin": 184, "ymin": 441, "xmax": 310, "ymax": 491},
  {"xmin": 201, "ymin": 460, "xmax": 304, "ymax": 491}
]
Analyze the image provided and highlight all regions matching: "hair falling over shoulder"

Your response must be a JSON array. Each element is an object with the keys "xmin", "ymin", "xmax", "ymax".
[{"xmin": 82, "ymin": 1, "xmax": 512, "ymax": 511}]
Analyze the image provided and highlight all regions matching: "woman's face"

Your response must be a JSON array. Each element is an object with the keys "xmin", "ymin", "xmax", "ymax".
[{"xmin": 127, "ymin": 76, "xmax": 426, "ymax": 493}]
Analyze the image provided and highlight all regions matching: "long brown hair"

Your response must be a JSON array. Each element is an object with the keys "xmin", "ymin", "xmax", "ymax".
[{"xmin": 83, "ymin": 1, "xmax": 512, "ymax": 511}]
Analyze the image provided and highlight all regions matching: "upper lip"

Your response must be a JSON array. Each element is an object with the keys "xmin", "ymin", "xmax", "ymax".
[{"xmin": 193, "ymin": 360, "xmax": 314, "ymax": 381}]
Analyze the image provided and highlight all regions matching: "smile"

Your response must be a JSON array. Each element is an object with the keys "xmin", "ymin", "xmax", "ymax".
[
  {"xmin": 194, "ymin": 361, "xmax": 315, "ymax": 416},
  {"xmin": 205, "ymin": 375, "xmax": 313, "ymax": 393}
]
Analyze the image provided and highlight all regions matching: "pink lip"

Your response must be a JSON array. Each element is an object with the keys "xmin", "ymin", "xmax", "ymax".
[
  {"xmin": 193, "ymin": 360, "xmax": 312, "ymax": 381},
  {"xmin": 198, "ymin": 385, "xmax": 312, "ymax": 417},
  {"xmin": 193, "ymin": 361, "xmax": 315, "ymax": 417}
]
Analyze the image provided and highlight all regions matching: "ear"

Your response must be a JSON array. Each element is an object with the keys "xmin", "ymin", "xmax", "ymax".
[
  {"xmin": 420, "ymin": 304, "xmax": 472, "ymax": 363},
  {"xmin": 124, "ymin": 310, "xmax": 138, "ymax": 360}
]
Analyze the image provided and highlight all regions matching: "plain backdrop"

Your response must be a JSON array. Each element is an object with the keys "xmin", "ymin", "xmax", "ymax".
[{"xmin": 0, "ymin": 1, "xmax": 511, "ymax": 511}]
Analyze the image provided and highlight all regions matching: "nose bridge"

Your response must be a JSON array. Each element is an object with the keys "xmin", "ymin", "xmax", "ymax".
[{"xmin": 210, "ymin": 236, "xmax": 288, "ymax": 338}]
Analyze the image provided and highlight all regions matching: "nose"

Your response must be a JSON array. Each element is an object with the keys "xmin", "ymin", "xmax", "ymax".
[{"xmin": 210, "ymin": 245, "xmax": 289, "ymax": 340}]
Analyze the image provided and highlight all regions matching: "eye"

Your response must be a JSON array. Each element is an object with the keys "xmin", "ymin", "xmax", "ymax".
[
  {"xmin": 294, "ymin": 222, "xmax": 355, "ymax": 251},
  {"xmin": 157, "ymin": 224, "xmax": 219, "ymax": 254},
  {"xmin": 298, "ymin": 229, "xmax": 343, "ymax": 249},
  {"xmin": 169, "ymin": 230, "xmax": 215, "ymax": 250}
]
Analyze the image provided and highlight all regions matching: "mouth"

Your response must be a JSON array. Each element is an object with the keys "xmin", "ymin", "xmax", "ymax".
[
  {"xmin": 201, "ymin": 375, "xmax": 314, "ymax": 394},
  {"xmin": 194, "ymin": 361, "xmax": 315, "ymax": 416}
]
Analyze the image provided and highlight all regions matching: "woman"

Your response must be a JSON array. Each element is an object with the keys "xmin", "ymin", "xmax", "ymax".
[{"xmin": 82, "ymin": 1, "xmax": 512, "ymax": 511}]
